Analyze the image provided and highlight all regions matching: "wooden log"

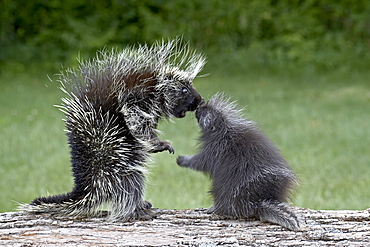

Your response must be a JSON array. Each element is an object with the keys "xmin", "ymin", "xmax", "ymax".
[{"xmin": 0, "ymin": 207, "xmax": 369, "ymax": 246}]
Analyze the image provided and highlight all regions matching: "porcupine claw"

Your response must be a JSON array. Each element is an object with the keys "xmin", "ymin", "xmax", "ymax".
[{"xmin": 151, "ymin": 140, "xmax": 175, "ymax": 154}]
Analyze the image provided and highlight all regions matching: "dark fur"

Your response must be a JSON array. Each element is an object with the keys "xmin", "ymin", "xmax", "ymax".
[
  {"xmin": 177, "ymin": 93, "xmax": 300, "ymax": 230},
  {"xmin": 23, "ymin": 40, "xmax": 205, "ymax": 220}
]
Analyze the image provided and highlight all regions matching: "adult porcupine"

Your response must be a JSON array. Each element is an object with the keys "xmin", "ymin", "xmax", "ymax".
[
  {"xmin": 177, "ymin": 93, "xmax": 301, "ymax": 230},
  {"xmin": 20, "ymin": 39, "xmax": 206, "ymax": 221}
]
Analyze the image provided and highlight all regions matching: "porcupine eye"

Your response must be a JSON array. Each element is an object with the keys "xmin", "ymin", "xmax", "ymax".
[{"xmin": 181, "ymin": 87, "xmax": 188, "ymax": 94}]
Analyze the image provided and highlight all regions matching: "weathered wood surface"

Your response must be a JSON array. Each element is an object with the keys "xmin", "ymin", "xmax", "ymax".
[{"xmin": 0, "ymin": 207, "xmax": 369, "ymax": 246}]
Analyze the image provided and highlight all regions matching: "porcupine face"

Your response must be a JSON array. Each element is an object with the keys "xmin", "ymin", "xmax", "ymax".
[
  {"xmin": 167, "ymin": 81, "xmax": 202, "ymax": 118},
  {"xmin": 195, "ymin": 93, "xmax": 236, "ymax": 132},
  {"xmin": 151, "ymin": 39, "xmax": 205, "ymax": 118},
  {"xmin": 195, "ymin": 102, "xmax": 216, "ymax": 131}
]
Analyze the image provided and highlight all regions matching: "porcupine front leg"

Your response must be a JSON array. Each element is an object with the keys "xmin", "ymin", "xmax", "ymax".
[
  {"xmin": 122, "ymin": 106, "xmax": 175, "ymax": 154},
  {"xmin": 148, "ymin": 122, "xmax": 174, "ymax": 154},
  {"xmin": 150, "ymin": 139, "xmax": 175, "ymax": 154},
  {"xmin": 177, "ymin": 154, "xmax": 210, "ymax": 173},
  {"xmin": 176, "ymin": 155, "xmax": 195, "ymax": 168}
]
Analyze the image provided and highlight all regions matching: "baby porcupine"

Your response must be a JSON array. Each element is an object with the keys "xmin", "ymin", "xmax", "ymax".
[
  {"xmin": 177, "ymin": 93, "xmax": 300, "ymax": 230},
  {"xmin": 20, "ymin": 39, "xmax": 206, "ymax": 221}
]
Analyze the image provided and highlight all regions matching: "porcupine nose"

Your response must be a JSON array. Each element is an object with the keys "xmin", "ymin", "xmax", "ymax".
[{"xmin": 190, "ymin": 97, "xmax": 203, "ymax": 111}]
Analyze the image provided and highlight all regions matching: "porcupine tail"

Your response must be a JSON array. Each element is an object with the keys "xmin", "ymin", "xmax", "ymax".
[{"xmin": 254, "ymin": 200, "xmax": 301, "ymax": 230}]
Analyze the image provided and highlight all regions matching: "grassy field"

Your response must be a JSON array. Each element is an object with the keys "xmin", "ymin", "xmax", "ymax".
[{"xmin": 0, "ymin": 58, "xmax": 369, "ymax": 213}]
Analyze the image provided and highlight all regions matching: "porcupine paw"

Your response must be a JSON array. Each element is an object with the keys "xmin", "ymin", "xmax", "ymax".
[
  {"xmin": 133, "ymin": 200, "xmax": 153, "ymax": 221},
  {"xmin": 176, "ymin": 155, "xmax": 193, "ymax": 167},
  {"xmin": 142, "ymin": 200, "xmax": 152, "ymax": 209},
  {"xmin": 151, "ymin": 140, "xmax": 175, "ymax": 154},
  {"xmin": 205, "ymin": 206, "xmax": 216, "ymax": 214},
  {"xmin": 138, "ymin": 210, "xmax": 153, "ymax": 220}
]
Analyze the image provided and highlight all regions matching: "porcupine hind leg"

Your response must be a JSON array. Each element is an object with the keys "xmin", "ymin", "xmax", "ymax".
[{"xmin": 108, "ymin": 170, "xmax": 152, "ymax": 221}]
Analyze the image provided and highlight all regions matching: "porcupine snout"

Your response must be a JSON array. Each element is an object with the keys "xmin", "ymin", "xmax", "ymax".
[
  {"xmin": 198, "ymin": 98, "xmax": 206, "ymax": 107},
  {"xmin": 189, "ymin": 97, "xmax": 202, "ymax": 111},
  {"xmin": 189, "ymin": 87, "xmax": 203, "ymax": 111}
]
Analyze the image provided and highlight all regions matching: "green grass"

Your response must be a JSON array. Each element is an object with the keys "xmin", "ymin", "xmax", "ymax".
[{"xmin": 1, "ymin": 59, "xmax": 369, "ymax": 213}]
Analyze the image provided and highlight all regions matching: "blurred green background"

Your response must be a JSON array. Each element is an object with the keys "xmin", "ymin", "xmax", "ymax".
[{"xmin": 1, "ymin": 0, "xmax": 369, "ymax": 213}]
